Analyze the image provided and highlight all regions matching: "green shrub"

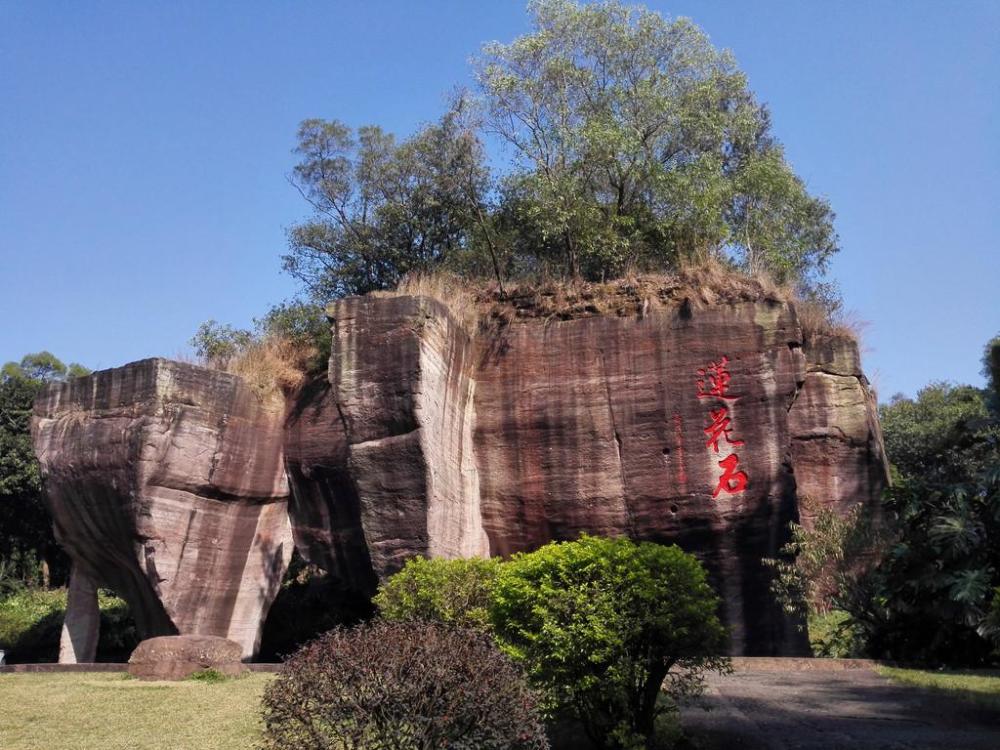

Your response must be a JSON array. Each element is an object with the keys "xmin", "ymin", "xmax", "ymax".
[
  {"xmin": 261, "ymin": 620, "xmax": 549, "ymax": 750},
  {"xmin": 807, "ymin": 610, "xmax": 865, "ymax": 658},
  {"xmin": 491, "ymin": 535, "xmax": 730, "ymax": 750},
  {"xmin": 374, "ymin": 555, "xmax": 499, "ymax": 630},
  {"xmin": 0, "ymin": 587, "xmax": 138, "ymax": 662}
]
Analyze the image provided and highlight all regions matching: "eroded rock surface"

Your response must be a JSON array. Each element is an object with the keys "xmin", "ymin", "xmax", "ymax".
[
  {"xmin": 286, "ymin": 296, "xmax": 488, "ymax": 586},
  {"xmin": 788, "ymin": 336, "xmax": 889, "ymax": 527},
  {"xmin": 32, "ymin": 359, "xmax": 292, "ymax": 658}
]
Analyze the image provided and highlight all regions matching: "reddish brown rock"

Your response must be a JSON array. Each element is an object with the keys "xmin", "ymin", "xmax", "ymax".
[
  {"xmin": 283, "ymin": 376, "xmax": 376, "ymax": 592},
  {"xmin": 128, "ymin": 635, "xmax": 245, "ymax": 680},
  {"xmin": 307, "ymin": 296, "xmax": 487, "ymax": 582},
  {"xmin": 301, "ymin": 294, "xmax": 887, "ymax": 655},
  {"xmin": 473, "ymin": 300, "xmax": 806, "ymax": 653},
  {"xmin": 31, "ymin": 294, "xmax": 887, "ymax": 660},
  {"xmin": 788, "ymin": 335, "xmax": 889, "ymax": 527},
  {"xmin": 32, "ymin": 359, "xmax": 293, "ymax": 659}
]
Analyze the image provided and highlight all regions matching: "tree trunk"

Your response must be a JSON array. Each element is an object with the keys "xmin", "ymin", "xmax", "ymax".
[{"xmin": 636, "ymin": 662, "xmax": 671, "ymax": 743}]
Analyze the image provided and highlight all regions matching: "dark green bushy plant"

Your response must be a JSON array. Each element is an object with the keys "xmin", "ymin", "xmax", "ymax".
[
  {"xmin": 260, "ymin": 620, "xmax": 549, "ymax": 750},
  {"xmin": 374, "ymin": 555, "xmax": 499, "ymax": 630},
  {"xmin": 860, "ymin": 469, "xmax": 1000, "ymax": 665},
  {"xmin": 490, "ymin": 535, "xmax": 730, "ymax": 750}
]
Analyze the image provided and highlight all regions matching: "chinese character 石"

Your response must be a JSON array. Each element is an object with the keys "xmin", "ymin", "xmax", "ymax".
[
  {"xmin": 712, "ymin": 453, "xmax": 748, "ymax": 498},
  {"xmin": 703, "ymin": 406, "xmax": 745, "ymax": 453},
  {"xmin": 696, "ymin": 356, "xmax": 736, "ymax": 400}
]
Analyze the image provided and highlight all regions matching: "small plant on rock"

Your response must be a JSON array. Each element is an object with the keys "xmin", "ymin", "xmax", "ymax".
[{"xmin": 260, "ymin": 620, "xmax": 549, "ymax": 750}]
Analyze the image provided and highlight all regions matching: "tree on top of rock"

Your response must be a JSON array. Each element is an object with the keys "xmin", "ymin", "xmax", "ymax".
[{"xmin": 284, "ymin": 0, "xmax": 839, "ymax": 300}]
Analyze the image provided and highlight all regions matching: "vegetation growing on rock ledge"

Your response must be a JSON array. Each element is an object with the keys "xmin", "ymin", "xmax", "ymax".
[
  {"xmin": 283, "ymin": 0, "xmax": 839, "ymax": 305},
  {"xmin": 195, "ymin": 0, "xmax": 850, "ymax": 389}
]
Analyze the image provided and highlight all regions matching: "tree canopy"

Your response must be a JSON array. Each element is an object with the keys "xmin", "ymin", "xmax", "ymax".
[
  {"xmin": 284, "ymin": 0, "xmax": 839, "ymax": 300},
  {"xmin": 1, "ymin": 353, "xmax": 89, "ymax": 587}
]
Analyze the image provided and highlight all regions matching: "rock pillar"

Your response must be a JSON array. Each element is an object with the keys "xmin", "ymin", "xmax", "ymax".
[{"xmin": 59, "ymin": 566, "xmax": 100, "ymax": 664}]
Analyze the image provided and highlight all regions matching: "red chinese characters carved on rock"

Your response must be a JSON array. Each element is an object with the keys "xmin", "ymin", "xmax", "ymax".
[
  {"xmin": 697, "ymin": 356, "xmax": 738, "ymax": 401},
  {"xmin": 696, "ymin": 356, "xmax": 749, "ymax": 499}
]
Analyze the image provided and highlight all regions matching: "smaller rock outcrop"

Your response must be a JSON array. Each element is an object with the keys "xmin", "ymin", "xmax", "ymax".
[
  {"xmin": 128, "ymin": 635, "xmax": 245, "ymax": 680},
  {"xmin": 788, "ymin": 335, "xmax": 889, "ymax": 526},
  {"xmin": 32, "ymin": 358, "xmax": 293, "ymax": 660}
]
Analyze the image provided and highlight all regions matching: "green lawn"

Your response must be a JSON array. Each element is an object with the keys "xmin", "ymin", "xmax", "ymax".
[
  {"xmin": 0, "ymin": 672, "xmax": 274, "ymax": 750},
  {"xmin": 877, "ymin": 666, "xmax": 1000, "ymax": 712}
]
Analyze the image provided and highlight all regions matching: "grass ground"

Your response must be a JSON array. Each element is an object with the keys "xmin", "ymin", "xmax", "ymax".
[
  {"xmin": 877, "ymin": 666, "xmax": 1000, "ymax": 712},
  {"xmin": 0, "ymin": 672, "xmax": 274, "ymax": 750}
]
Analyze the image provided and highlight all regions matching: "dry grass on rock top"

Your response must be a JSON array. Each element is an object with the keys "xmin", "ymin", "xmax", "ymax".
[
  {"xmin": 0, "ymin": 672, "xmax": 273, "ymax": 750},
  {"xmin": 374, "ymin": 261, "xmax": 859, "ymax": 344}
]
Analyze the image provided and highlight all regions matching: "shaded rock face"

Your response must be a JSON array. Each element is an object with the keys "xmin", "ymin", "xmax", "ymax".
[
  {"xmin": 128, "ymin": 635, "xmax": 244, "ymax": 680},
  {"xmin": 286, "ymin": 296, "xmax": 487, "ymax": 588},
  {"xmin": 32, "ymin": 359, "xmax": 293, "ymax": 658},
  {"xmin": 294, "ymin": 295, "xmax": 888, "ymax": 655}
]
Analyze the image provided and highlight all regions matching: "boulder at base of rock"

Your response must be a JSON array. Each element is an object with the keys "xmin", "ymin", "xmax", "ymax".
[{"xmin": 127, "ymin": 635, "xmax": 245, "ymax": 681}]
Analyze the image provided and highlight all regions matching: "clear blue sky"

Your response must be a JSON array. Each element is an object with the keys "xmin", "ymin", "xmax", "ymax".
[{"xmin": 1, "ymin": 1, "xmax": 997, "ymax": 399}]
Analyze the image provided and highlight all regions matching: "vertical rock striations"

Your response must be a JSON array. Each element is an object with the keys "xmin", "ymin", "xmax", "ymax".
[
  {"xmin": 288, "ymin": 293, "xmax": 888, "ymax": 655},
  {"xmin": 474, "ymin": 301, "xmax": 807, "ymax": 653},
  {"xmin": 32, "ymin": 359, "xmax": 292, "ymax": 659},
  {"xmin": 31, "ymin": 294, "xmax": 888, "ymax": 658}
]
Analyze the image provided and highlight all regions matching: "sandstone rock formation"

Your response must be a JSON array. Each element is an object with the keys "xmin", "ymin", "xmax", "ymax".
[
  {"xmin": 128, "ymin": 635, "xmax": 245, "ymax": 680},
  {"xmin": 32, "ymin": 359, "xmax": 293, "ymax": 659},
  {"xmin": 281, "ymin": 294, "xmax": 492, "ymax": 616},
  {"xmin": 58, "ymin": 567, "xmax": 100, "ymax": 663},
  {"xmin": 286, "ymin": 293, "xmax": 888, "ymax": 654},
  {"xmin": 33, "ymin": 292, "xmax": 888, "ymax": 659},
  {"xmin": 788, "ymin": 336, "xmax": 888, "ymax": 527}
]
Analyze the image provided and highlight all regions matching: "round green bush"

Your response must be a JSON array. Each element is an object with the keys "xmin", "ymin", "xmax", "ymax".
[
  {"xmin": 373, "ymin": 555, "xmax": 499, "ymax": 630},
  {"xmin": 491, "ymin": 535, "xmax": 730, "ymax": 749},
  {"xmin": 260, "ymin": 620, "xmax": 549, "ymax": 750}
]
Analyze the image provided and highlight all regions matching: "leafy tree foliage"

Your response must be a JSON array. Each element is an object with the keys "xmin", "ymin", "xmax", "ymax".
[
  {"xmin": 880, "ymin": 383, "xmax": 999, "ymax": 485},
  {"xmin": 261, "ymin": 621, "xmax": 549, "ymax": 750},
  {"xmin": 491, "ymin": 535, "xmax": 729, "ymax": 749},
  {"xmin": 982, "ymin": 333, "xmax": 1000, "ymax": 412},
  {"xmin": 865, "ymin": 469, "xmax": 1000, "ymax": 664},
  {"xmin": 284, "ymin": 111, "xmax": 495, "ymax": 299},
  {"xmin": 477, "ymin": 0, "xmax": 836, "ymax": 284},
  {"xmin": 285, "ymin": 0, "xmax": 838, "ymax": 299},
  {"xmin": 374, "ymin": 555, "xmax": 500, "ymax": 631},
  {"xmin": 0, "ymin": 353, "xmax": 89, "ymax": 587}
]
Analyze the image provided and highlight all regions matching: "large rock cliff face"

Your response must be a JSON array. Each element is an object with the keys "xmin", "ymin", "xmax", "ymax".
[
  {"xmin": 295, "ymin": 294, "xmax": 888, "ymax": 655},
  {"xmin": 32, "ymin": 359, "xmax": 292, "ymax": 659},
  {"xmin": 284, "ymin": 296, "xmax": 487, "ymax": 591},
  {"xmin": 33, "ymin": 294, "xmax": 888, "ymax": 659}
]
